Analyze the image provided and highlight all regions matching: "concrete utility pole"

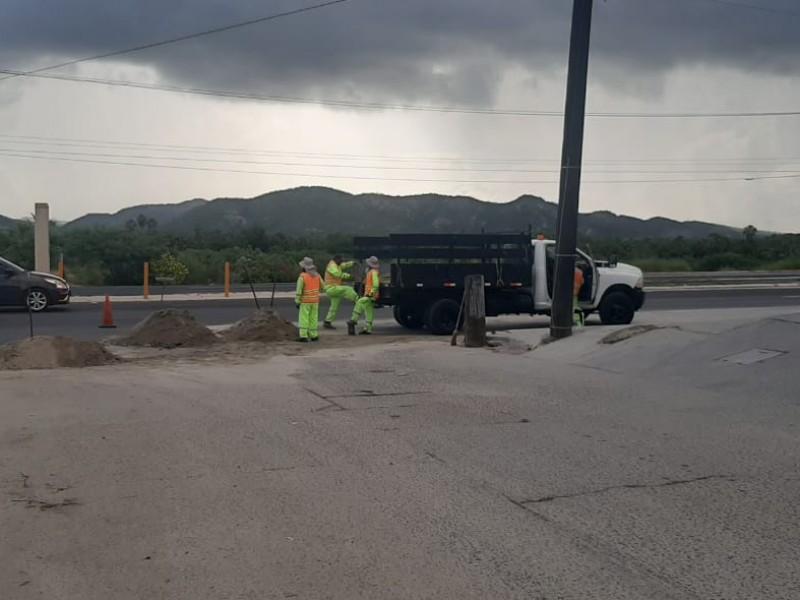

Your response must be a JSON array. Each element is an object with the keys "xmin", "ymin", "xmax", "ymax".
[
  {"xmin": 550, "ymin": 0, "xmax": 594, "ymax": 340},
  {"xmin": 34, "ymin": 202, "xmax": 51, "ymax": 273}
]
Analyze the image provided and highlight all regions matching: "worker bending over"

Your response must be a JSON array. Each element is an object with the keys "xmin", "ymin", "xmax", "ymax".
[
  {"xmin": 323, "ymin": 253, "xmax": 358, "ymax": 329},
  {"xmin": 348, "ymin": 256, "xmax": 381, "ymax": 335}
]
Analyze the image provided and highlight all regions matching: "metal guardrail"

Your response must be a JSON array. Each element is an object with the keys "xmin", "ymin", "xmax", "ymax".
[
  {"xmin": 69, "ymin": 271, "xmax": 800, "ymax": 297},
  {"xmin": 646, "ymin": 270, "xmax": 800, "ymax": 286}
]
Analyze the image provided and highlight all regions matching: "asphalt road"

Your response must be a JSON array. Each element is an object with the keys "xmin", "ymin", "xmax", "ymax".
[{"xmin": 1, "ymin": 287, "xmax": 798, "ymax": 344}]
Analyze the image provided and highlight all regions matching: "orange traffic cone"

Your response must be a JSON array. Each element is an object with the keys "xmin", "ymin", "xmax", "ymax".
[{"xmin": 99, "ymin": 295, "xmax": 116, "ymax": 328}]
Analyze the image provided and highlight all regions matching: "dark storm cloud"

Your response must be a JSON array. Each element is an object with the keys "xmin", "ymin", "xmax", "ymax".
[{"xmin": 1, "ymin": 0, "xmax": 799, "ymax": 105}]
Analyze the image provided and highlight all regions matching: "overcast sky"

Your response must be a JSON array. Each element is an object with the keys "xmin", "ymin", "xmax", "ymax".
[{"xmin": 1, "ymin": 0, "xmax": 799, "ymax": 231}]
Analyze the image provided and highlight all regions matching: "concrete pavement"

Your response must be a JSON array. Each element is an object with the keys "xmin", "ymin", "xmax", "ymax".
[{"xmin": 1, "ymin": 305, "xmax": 799, "ymax": 598}]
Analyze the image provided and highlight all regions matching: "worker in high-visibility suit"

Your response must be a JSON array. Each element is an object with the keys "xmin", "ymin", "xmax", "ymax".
[
  {"xmin": 295, "ymin": 257, "xmax": 325, "ymax": 342},
  {"xmin": 323, "ymin": 254, "xmax": 358, "ymax": 329},
  {"xmin": 348, "ymin": 256, "xmax": 381, "ymax": 335},
  {"xmin": 573, "ymin": 265, "xmax": 585, "ymax": 327}
]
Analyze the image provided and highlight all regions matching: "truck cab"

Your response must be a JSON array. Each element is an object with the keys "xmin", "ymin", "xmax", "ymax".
[{"xmin": 537, "ymin": 239, "xmax": 644, "ymax": 323}]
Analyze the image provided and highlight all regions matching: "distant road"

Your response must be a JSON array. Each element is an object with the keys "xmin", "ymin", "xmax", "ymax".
[
  {"xmin": 1, "ymin": 287, "xmax": 798, "ymax": 345},
  {"xmin": 70, "ymin": 270, "xmax": 800, "ymax": 298}
]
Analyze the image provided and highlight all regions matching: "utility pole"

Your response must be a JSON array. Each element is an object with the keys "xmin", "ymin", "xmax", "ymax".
[{"xmin": 550, "ymin": 0, "xmax": 594, "ymax": 340}]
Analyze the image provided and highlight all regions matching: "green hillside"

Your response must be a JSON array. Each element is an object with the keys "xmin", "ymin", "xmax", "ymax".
[{"xmin": 62, "ymin": 187, "xmax": 739, "ymax": 239}]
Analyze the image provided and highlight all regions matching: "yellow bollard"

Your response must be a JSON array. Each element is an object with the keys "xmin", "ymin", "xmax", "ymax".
[
  {"xmin": 144, "ymin": 262, "xmax": 150, "ymax": 299},
  {"xmin": 224, "ymin": 262, "xmax": 231, "ymax": 298}
]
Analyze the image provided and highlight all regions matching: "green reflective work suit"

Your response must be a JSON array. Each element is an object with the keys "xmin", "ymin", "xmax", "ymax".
[
  {"xmin": 351, "ymin": 269, "xmax": 380, "ymax": 333},
  {"xmin": 324, "ymin": 261, "xmax": 358, "ymax": 323}
]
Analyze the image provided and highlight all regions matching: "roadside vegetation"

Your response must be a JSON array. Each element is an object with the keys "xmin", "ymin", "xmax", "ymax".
[{"xmin": 1, "ymin": 221, "xmax": 797, "ymax": 285}]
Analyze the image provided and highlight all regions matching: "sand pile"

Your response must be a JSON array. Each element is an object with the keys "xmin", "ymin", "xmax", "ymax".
[
  {"xmin": 0, "ymin": 336, "xmax": 115, "ymax": 370},
  {"xmin": 223, "ymin": 309, "xmax": 297, "ymax": 343},
  {"xmin": 117, "ymin": 309, "xmax": 217, "ymax": 349}
]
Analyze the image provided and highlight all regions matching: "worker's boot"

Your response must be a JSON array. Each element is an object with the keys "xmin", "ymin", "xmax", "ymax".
[
  {"xmin": 359, "ymin": 329, "xmax": 372, "ymax": 335},
  {"xmin": 347, "ymin": 321, "xmax": 356, "ymax": 336},
  {"xmin": 323, "ymin": 321, "xmax": 335, "ymax": 329}
]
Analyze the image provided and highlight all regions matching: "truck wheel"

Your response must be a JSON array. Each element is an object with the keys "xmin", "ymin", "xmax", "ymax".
[
  {"xmin": 426, "ymin": 299, "xmax": 461, "ymax": 335},
  {"xmin": 599, "ymin": 291, "xmax": 635, "ymax": 325},
  {"xmin": 393, "ymin": 305, "xmax": 425, "ymax": 329}
]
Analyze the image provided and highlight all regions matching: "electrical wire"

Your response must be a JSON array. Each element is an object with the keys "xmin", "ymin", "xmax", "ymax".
[
  {"xmin": 0, "ymin": 0, "xmax": 352, "ymax": 83},
  {"xmin": 695, "ymin": 0, "xmax": 800, "ymax": 17},
  {"xmin": 2, "ymin": 133, "xmax": 800, "ymax": 167},
  {"xmin": 2, "ymin": 150, "xmax": 799, "ymax": 184},
  {"xmin": 2, "ymin": 68, "xmax": 800, "ymax": 119},
  {"xmin": 3, "ymin": 146, "xmax": 800, "ymax": 175}
]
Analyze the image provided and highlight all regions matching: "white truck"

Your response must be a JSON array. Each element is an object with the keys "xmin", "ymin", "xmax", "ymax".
[{"xmin": 354, "ymin": 233, "xmax": 645, "ymax": 335}]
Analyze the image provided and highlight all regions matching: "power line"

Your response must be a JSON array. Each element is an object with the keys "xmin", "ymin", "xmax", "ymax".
[
  {"xmin": 696, "ymin": 0, "xmax": 800, "ymax": 17},
  {"xmin": 4, "ymin": 146, "xmax": 800, "ymax": 175},
  {"xmin": 0, "ymin": 0, "xmax": 351, "ymax": 83},
  {"xmin": 3, "ymin": 68, "xmax": 800, "ymax": 120},
  {"xmin": 3, "ymin": 133, "xmax": 800, "ymax": 167},
  {"xmin": 2, "ymin": 150, "xmax": 798, "ymax": 184}
]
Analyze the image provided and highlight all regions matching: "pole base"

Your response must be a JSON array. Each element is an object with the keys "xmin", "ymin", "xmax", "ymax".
[{"xmin": 549, "ymin": 325, "xmax": 573, "ymax": 340}]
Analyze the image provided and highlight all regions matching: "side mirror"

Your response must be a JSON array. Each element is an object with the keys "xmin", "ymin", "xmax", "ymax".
[{"xmin": 609, "ymin": 255, "xmax": 618, "ymax": 268}]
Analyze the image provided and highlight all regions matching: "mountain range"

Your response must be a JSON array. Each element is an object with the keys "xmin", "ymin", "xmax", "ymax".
[
  {"xmin": 0, "ymin": 214, "xmax": 19, "ymax": 230},
  {"xmin": 4, "ymin": 187, "xmax": 742, "ymax": 239}
]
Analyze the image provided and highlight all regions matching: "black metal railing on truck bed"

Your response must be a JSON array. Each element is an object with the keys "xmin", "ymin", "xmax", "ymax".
[{"xmin": 353, "ymin": 233, "xmax": 534, "ymax": 290}]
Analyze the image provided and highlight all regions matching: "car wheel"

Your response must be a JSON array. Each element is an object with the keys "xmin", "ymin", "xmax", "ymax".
[
  {"xmin": 426, "ymin": 298, "xmax": 462, "ymax": 335},
  {"xmin": 393, "ymin": 305, "xmax": 425, "ymax": 329},
  {"xmin": 598, "ymin": 291, "xmax": 635, "ymax": 325},
  {"xmin": 26, "ymin": 288, "xmax": 50, "ymax": 312}
]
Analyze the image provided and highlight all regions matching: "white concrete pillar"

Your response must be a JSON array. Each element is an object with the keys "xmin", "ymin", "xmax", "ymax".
[{"xmin": 34, "ymin": 202, "xmax": 50, "ymax": 273}]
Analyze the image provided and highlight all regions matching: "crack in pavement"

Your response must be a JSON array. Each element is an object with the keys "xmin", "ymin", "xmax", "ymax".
[
  {"xmin": 324, "ymin": 391, "xmax": 427, "ymax": 400},
  {"xmin": 521, "ymin": 475, "xmax": 727, "ymax": 504},
  {"xmin": 423, "ymin": 450, "xmax": 446, "ymax": 465},
  {"xmin": 12, "ymin": 497, "xmax": 80, "ymax": 511},
  {"xmin": 305, "ymin": 388, "xmax": 347, "ymax": 412},
  {"xmin": 306, "ymin": 387, "xmax": 427, "ymax": 412}
]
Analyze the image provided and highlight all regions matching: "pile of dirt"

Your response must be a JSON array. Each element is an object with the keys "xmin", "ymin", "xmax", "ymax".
[
  {"xmin": 223, "ymin": 309, "xmax": 297, "ymax": 343},
  {"xmin": 0, "ymin": 336, "xmax": 116, "ymax": 370},
  {"xmin": 117, "ymin": 309, "xmax": 218, "ymax": 349}
]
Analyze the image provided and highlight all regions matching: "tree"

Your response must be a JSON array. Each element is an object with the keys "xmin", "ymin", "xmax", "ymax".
[
  {"xmin": 152, "ymin": 252, "xmax": 189, "ymax": 284},
  {"xmin": 743, "ymin": 225, "xmax": 758, "ymax": 243}
]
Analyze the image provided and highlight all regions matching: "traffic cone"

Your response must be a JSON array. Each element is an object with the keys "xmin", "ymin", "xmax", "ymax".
[{"xmin": 99, "ymin": 295, "xmax": 116, "ymax": 329}]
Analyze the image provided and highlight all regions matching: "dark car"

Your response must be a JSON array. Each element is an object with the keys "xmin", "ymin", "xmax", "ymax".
[{"xmin": 0, "ymin": 256, "xmax": 70, "ymax": 312}]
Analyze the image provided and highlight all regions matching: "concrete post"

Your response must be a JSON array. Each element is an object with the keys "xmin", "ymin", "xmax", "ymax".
[
  {"xmin": 464, "ymin": 274, "xmax": 486, "ymax": 348},
  {"xmin": 34, "ymin": 203, "xmax": 50, "ymax": 273}
]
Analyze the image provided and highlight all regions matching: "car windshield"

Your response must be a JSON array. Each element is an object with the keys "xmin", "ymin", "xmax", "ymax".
[{"xmin": 0, "ymin": 256, "xmax": 24, "ymax": 272}]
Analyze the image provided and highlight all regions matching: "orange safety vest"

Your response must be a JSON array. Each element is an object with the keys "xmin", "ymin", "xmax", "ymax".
[
  {"xmin": 364, "ymin": 268, "xmax": 380, "ymax": 300},
  {"xmin": 574, "ymin": 268, "xmax": 585, "ymax": 297},
  {"xmin": 300, "ymin": 272, "xmax": 322, "ymax": 304},
  {"xmin": 325, "ymin": 260, "xmax": 342, "ymax": 287}
]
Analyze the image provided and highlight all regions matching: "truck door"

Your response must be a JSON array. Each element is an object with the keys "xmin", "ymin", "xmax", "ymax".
[
  {"xmin": 575, "ymin": 250, "xmax": 598, "ymax": 304},
  {"xmin": 539, "ymin": 243, "xmax": 596, "ymax": 306}
]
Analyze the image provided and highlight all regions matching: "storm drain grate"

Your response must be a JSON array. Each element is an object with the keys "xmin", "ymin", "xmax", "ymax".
[{"xmin": 718, "ymin": 348, "xmax": 786, "ymax": 365}]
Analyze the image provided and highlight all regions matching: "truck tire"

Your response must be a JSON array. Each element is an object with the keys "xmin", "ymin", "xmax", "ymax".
[
  {"xmin": 426, "ymin": 298, "xmax": 461, "ymax": 335},
  {"xmin": 599, "ymin": 291, "xmax": 635, "ymax": 325},
  {"xmin": 393, "ymin": 305, "xmax": 425, "ymax": 329}
]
